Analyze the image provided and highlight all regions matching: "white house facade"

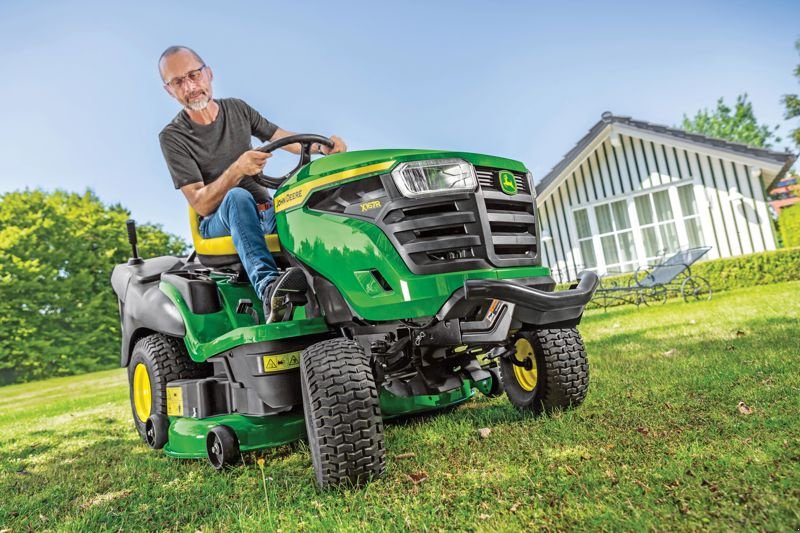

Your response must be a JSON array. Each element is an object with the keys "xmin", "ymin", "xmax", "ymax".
[{"xmin": 534, "ymin": 112, "xmax": 796, "ymax": 283}]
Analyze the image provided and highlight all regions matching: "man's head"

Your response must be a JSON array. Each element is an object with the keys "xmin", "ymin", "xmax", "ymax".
[{"xmin": 159, "ymin": 46, "xmax": 213, "ymax": 111}]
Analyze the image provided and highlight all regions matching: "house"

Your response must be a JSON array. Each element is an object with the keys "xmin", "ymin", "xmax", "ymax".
[
  {"xmin": 767, "ymin": 173, "xmax": 799, "ymax": 214},
  {"xmin": 534, "ymin": 112, "xmax": 797, "ymax": 283}
]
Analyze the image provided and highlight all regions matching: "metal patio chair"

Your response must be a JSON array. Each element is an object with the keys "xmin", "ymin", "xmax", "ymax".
[{"xmin": 591, "ymin": 246, "xmax": 713, "ymax": 310}]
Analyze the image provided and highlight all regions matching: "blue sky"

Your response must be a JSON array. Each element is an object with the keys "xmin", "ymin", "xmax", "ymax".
[{"xmin": 0, "ymin": 0, "xmax": 797, "ymax": 242}]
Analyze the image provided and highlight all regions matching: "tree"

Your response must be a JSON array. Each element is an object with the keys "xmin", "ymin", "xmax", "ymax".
[
  {"xmin": 680, "ymin": 94, "xmax": 780, "ymax": 148},
  {"xmin": 0, "ymin": 189, "xmax": 186, "ymax": 385},
  {"xmin": 781, "ymin": 38, "xmax": 800, "ymax": 150}
]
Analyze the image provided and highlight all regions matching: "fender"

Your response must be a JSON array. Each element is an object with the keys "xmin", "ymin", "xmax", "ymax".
[{"xmin": 112, "ymin": 257, "xmax": 186, "ymax": 367}]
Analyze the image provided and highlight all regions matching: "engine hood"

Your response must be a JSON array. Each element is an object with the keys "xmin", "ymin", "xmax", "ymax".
[{"xmin": 286, "ymin": 148, "xmax": 528, "ymax": 189}]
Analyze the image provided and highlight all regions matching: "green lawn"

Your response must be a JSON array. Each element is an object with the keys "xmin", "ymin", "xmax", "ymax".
[{"xmin": 1, "ymin": 282, "xmax": 799, "ymax": 531}]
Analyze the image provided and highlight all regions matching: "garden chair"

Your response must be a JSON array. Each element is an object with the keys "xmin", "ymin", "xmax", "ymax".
[{"xmin": 591, "ymin": 246, "xmax": 713, "ymax": 310}]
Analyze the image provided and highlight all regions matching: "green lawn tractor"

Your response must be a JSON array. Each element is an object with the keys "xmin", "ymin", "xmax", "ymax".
[{"xmin": 111, "ymin": 134, "xmax": 598, "ymax": 489}]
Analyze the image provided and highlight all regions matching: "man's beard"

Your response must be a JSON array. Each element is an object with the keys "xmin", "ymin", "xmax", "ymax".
[{"xmin": 185, "ymin": 93, "xmax": 210, "ymax": 111}]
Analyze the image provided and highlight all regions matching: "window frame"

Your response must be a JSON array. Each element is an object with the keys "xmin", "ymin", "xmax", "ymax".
[{"xmin": 571, "ymin": 178, "xmax": 705, "ymax": 274}]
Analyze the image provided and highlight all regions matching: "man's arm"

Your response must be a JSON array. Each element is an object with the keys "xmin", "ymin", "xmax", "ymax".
[
  {"xmin": 268, "ymin": 127, "xmax": 348, "ymax": 155},
  {"xmin": 239, "ymin": 99, "xmax": 347, "ymax": 155},
  {"xmin": 181, "ymin": 150, "xmax": 271, "ymax": 216}
]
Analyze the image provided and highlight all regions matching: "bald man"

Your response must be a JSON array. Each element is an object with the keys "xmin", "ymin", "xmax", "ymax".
[{"xmin": 157, "ymin": 45, "xmax": 347, "ymax": 322}]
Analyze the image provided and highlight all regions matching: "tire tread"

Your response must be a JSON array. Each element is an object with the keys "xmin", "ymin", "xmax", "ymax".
[
  {"xmin": 129, "ymin": 334, "xmax": 211, "ymax": 442},
  {"xmin": 500, "ymin": 328, "xmax": 589, "ymax": 414},
  {"xmin": 301, "ymin": 338, "xmax": 385, "ymax": 489}
]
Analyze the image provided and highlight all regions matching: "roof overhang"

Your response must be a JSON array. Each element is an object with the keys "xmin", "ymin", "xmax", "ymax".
[{"xmin": 535, "ymin": 113, "xmax": 797, "ymax": 202}]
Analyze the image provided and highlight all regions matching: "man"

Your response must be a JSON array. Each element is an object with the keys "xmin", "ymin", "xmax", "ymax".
[{"xmin": 158, "ymin": 46, "xmax": 347, "ymax": 322}]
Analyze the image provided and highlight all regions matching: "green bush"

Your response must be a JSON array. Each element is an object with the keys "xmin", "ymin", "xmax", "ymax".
[
  {"xmin": 573, "ymin": 247, "xmax": 800, "ymax": 297},
  {"xmin": 0, "ymin": 189, "xmax": 186, "ymax": 385},
  {"xmin": 688, "ymin": 247, "xmax": 800, "ymax": 291},
  {"xmin": 779, "ymin": 204, "xmax": 800, "ymax": 248}
]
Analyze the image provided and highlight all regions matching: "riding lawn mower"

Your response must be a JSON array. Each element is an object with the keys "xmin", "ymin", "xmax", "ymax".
[{"xmin": 111, "ymin": 134, "xmax": 598, "ymax": 489}]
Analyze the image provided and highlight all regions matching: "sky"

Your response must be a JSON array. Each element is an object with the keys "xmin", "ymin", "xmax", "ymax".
[{"xmin": 0, "ymin": 0, "xmax": 798, "ymax": 242}]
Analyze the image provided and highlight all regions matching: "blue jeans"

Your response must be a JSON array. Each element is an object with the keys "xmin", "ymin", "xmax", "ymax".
[{"xmin": 199, "ymin": 187, "xmax": 279, "ymax": 298}]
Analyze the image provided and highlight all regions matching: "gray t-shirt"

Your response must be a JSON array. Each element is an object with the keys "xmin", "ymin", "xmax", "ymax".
[{"xmin": 159, "ymin": 97, "xmax": 279, "ymax": 206}]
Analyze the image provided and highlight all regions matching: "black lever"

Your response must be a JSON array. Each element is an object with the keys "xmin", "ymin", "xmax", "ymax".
[
  {"xmin": 236, "ymin": 299, "xmax": 260, "ymax": 325},
  {"xmin": 126, "ymin": 219, "xmax": 143, "ymax": 265}
]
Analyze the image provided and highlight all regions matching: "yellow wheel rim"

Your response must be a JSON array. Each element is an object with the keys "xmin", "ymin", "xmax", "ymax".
[
  {"xmin": 132, "ymin": 363, "xmax": 152, "ymax": 422},
  {"xmin": 512, "ymin": 338, "xmax": 537, "ymax": 392}
]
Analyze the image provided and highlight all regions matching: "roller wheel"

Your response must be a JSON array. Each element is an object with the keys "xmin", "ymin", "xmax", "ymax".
[
  {"xmin": 206, "ymin": 425, "xmax": 240, "ymax": 470},
  {"xmin": 145, "ymin": 413, "xmax": 169, "ymax": 449},
  {"xmin": 484, "ymin": 366, "xmax": 505, "ymax": 398}
]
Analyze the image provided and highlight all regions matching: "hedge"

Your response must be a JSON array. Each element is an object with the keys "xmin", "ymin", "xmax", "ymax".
[
  {"xmin": 779, "ymin": 204, "xmax": 800, "ymax": 248},
  {"xmin": 563, "ymin": 247, "xmax": 800, "ymax": 295},
  {"xmin": 686, "ymin": 247, "xmax": 800, "ymax": 291}
]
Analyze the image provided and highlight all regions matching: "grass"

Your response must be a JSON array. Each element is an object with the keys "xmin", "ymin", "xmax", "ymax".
[{"xmin": 1, "ymin": 282, "xmax": 799, "ymax": 531}]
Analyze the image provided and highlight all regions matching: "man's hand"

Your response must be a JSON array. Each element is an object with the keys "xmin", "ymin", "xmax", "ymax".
[
  {"xmin": 320, "ymin": 135, "xmax": 347, "ymax": 155},
  {"xmin": 234, "ymin": 150, "xmax": 272, "ymax": 177}
]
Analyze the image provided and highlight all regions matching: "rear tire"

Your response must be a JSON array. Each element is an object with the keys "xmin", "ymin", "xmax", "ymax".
[
  {"xmin": 300, "ymin": 338, "xmax": 385, "ymax": 490},
  {"xmin": 127, "ymin": 334, "xmax": 211, "ymax": 444},
  {"xmin": 500, "ymin": 328, "xmax": 589, "ymax": 414}
]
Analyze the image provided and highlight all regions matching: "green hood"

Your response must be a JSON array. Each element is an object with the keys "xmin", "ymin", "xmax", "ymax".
[{"xmin": 287, "ymin": 148, "xmax": 528, "ymax": 187}]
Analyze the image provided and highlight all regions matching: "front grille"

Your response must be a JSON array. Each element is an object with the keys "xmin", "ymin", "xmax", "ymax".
[
  {"xmin": 476, "ymin": 167, "xmax": 538, "ymax": 265},
  {"xmin": 475, "ymin": 167, "xmax": 531, "ymax": 195},
  {"xmin": 381, "ymin": 195, "xmax": 489, "ymax": 274},
  {"xmin": 311, "ymin": 168, "xmax": 540, "ymax": 275}
]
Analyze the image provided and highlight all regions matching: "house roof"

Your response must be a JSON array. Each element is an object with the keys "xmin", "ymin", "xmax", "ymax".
[{"xmin": 535, "ymin": 112, "xmax": 797, "ymax": 196}]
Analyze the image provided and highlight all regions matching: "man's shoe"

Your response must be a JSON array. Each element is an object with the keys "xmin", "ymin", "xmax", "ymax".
[{"xmin": 261, "ymin": 267, "xmax": 308, "ymax": 324}]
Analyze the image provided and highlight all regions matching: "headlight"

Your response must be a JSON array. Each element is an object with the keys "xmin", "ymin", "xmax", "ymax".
[{"xmin": 391, "ymin": 158, "xmax": 477, "ymax": 198}]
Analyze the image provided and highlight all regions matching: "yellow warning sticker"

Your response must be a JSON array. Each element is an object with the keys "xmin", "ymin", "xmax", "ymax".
[
  {"xmin": 166, "ymin": 387, "xmax": 183, "ymax": 416},
  {"xmin": 262, "ymin": 350, "xmax": 302, "ymax": 373}
]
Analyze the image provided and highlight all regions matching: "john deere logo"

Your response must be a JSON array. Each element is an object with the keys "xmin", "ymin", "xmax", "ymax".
[{"xmin": 499, "ymin": 171, "xmax": 517, "ymax": 195}]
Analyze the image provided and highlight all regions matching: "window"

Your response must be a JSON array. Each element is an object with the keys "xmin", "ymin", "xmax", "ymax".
[
  {"xmin": 573, "ymin": 182, "xmax": 706, "ymax": 276},
  {"xmin": 594, "ymin": 200, "xmax": 636, "ymax": 272},
  {"xmin": 574, "ymin": 200, "xmax": 636, "ymax": 274},
  {"xmin": 634, "ymin": 190, "xmax": 680, "ymax": 261},
  {"xmin": 677, "ymin": 184, "xmax": 703, "ymax": 248},
  {"xmin": 574, "ymin": 209, "xmax": 596, "ymax": 269}
]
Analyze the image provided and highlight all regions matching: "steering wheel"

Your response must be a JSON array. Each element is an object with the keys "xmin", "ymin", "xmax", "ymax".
[{"xmin": 252, "ymin": 134, "xmax": 335, "ymax": 188}]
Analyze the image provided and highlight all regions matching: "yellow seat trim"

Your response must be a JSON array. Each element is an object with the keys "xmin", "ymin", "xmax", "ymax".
[{"xmin": 189, "ymin": 206, "xmax": 281, "ymax": 256}]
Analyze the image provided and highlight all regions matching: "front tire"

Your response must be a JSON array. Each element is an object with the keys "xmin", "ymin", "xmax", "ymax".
[
  {"xmin": 300, "ymin": 338, "xmax": 385, "ymax": 490},
  {"xmin": 127, "ymin": 334, "xmax": 211, "ymax": 444},
  {"xmin": 500, "ymin": 328, "xmax": 589, "ymax": 413}
]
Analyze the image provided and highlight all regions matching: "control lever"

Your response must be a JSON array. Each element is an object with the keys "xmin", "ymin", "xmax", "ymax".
[
  {"xmin": 236, "ymin": 299, "xmax": 260, "ymax": 325},
  {"xmin": 126, "ymin": 219, "xmax": 143, "ymax": 265}
]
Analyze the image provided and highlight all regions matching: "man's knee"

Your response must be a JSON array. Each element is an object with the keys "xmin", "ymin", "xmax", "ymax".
[{"xmin": 221, "ymin": 187, "xmax": 256, "ymax": 210}]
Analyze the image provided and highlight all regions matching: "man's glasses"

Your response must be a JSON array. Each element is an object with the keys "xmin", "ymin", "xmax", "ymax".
[{"xmin": 164, "ymin": 65, "xmax": 206, "ymax": 90}]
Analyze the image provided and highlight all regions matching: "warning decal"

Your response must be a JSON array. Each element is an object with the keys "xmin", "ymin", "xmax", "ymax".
[
  {"xmin": 167, "ymin": 387, "xmax": 183, "ymax": 416},
  {"xmin": 262, "ymin": 350, "xmax": 302, "ymax": 373}
]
